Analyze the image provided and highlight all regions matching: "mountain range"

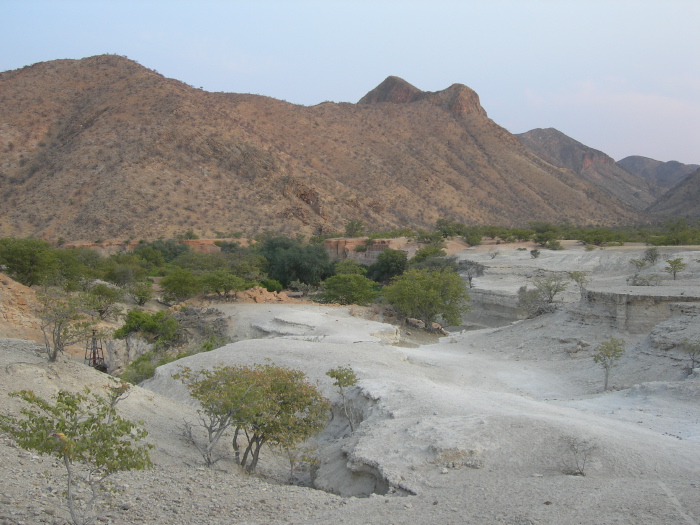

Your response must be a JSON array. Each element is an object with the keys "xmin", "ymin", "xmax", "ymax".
[{"xmin": 0, "ymin": 55, "xmax": 696, "ymax": 242}]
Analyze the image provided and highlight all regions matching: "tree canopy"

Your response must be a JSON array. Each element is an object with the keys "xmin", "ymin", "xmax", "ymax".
[{"xmin": 383, "ymin": 268, "xmax": 470, "ymax": 330}]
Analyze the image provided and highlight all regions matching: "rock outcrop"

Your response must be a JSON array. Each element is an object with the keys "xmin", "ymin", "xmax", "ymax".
[{"xmin": 358, "ymin": 76, "xmax": 487, "ymax": 118}]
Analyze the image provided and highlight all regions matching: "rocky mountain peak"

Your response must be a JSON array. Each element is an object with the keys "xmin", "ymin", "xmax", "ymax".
[
  {"xmin": 431, "ymin": 83, "xmax": 487, "ymax": 117},
  {"xmin": 358, "ymin": 77, "xmax": 486, "ymax": 117},
  {"xmin": 357, "ymin": 76, "xmax": 424, "ymax": 105}
]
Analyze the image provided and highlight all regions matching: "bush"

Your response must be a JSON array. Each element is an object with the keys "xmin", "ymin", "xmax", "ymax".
[
  {"xmin": 160, "ymin": 268, "xmax": 201, "ymax": 303},
  {"xmin": 384, "ymin": 268, "xmax": 470, "ymax": 330},
  {"xmin": 593, "ymin": 337, "xmax": 625, "ymax": 391},
  {"xmin": 0, "ymin": 387, "xmax": 152, "ymax": 525},
  {"xmin": 318, "ymin": 274, "xmax": 379, "ymax": 305},
  {"xmin": 260, "ymin": 278, "xmax": 283, "ymax": 293},
  {"xmin": 176, "ymin": 364, "xmax": 330, "ymax": 472}
]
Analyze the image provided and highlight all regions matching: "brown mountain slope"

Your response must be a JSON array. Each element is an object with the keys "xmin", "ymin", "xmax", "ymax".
[
  {"xmin": 617, "ymin": 155, "xmax": 700, "ymax": 197},
  {"xmin": 517, "ymin": 128, "xmax": 655, "ymax": 209},
  {"xmin": 0, "ymin": 55, "xmax": 642, "ymax": 242},
  {"xmin": 645, "ymin": 168, "xmax": 700, "ymax": 218}
]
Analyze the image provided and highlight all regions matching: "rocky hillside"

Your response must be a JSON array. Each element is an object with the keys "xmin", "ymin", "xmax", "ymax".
[
  {"xmin": 517, "ymin": 128, "xmax": 655, "ymax": 209},
  {"xmin": 0, "ymin": 55, "xmax": 644, "ymax": 242},
  {"xmin": 646, "ymin": 167, "xmax": 700, "ymax": 218},
  {"xmin": 617, "ymin": 155, "xmax": 700, "ymax": 196}
]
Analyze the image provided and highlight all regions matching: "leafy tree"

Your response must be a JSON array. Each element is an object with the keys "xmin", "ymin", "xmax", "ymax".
[
  {"xmin": 578, "ymin": 228, "xmax": 616, "ymax": 246},
  {"xmin": 664, "ymin": 258, "xmax": 686, "ymax": 280},
  {"xmin": 126, "ymin": 281, "xmax": 153, "ymax": 306},
  {"xmin": 462, "ymin": 227, "xmax": 483, "ymax": 246},
  {"xmin": 0, "ymin": 237, "xmax": 58, "ymax": 286},
  {"xmin": 593, "ymin": 337, "xmax": 625, "ymax": 391},
  {"xmin": 410, "ymin": 254, "xmax": 460, "ymax": 273},
  {"xmin": 84, "ymin": 283, "xmax": 123, "ymax": 321},
  {"xmin": 160, "ymin": 268, "xmax": 201, "ymax": 303},
  {"xmin": 326, "ymin": 366, "xmax": 359, "ymax": 431},
  {"xmin": 318, "ymin": 274, "xmax": 379, "ymax": 305},
  {"xmin": 257, "ymin": 236, "xmax": 331, "ymax": 286},
  {"xmin": 260, "ymin": 278, "xmax": 284, "ymax": 293},
  {"xmin": 113, "ymin": 309, "xmax": 181, "ymax": 351},
  {"xmin": 333, "ymin": 258, "xmax": 368, "ymax": 276},
  {"xmin": 135, "ymin": 238, "xmax": 189, "ymax": 263},
  {"xmin": 176, "ymin": 364, "xmax": 329, "ymax": 472},
  {"xmin": 0, "ymin": 387, "xmax": 152, "ymax": 525},
  {"xmin": 410, "ymin": 244, "xmax": 446, "ymax": 265},
  {"xmin": 49, "ymin": 248, "xmax": 92, "ymax": 290},
  {"xmin": 344, "ymin": 219, "xmax": 365, "ymax": 238},
  {"xmin": 533, "ymin": 230, "xmax": 557, "ymax": 247},
  {"xmin": 200, "ymin": 269, "xmax": 247, "ymax": 298},
  {"xmin": 533, "ymin": 275, "xmax": 568, "ymax": 303},
  {"xmin": 100, "ymin": 254, "xmax": 147, "ymax": 287},
  {"xmin": 435, "ymin": 218, "xmax": 468, "ymax": 238},
  {"xmin": 415, "ymin": 229, "xmax": 445, "ymax": 246},
  {"xmin": 517, "ymin": 275, "xmax": 568, "ymax": 317},
  {"xmin": 384, "ymin": 268, "xmax": 470, "ymax": 330},
  {"xmin": 367, "ymin": 248, "xmax": 408, "ymax": 283},
  {"xmin": 660, "ymin": 219, "xmax": 693, "ymax": 246},
  {"xmin": 38, "ymin": 288, "xmax": 96, "ymax": 362},
  {"xmin": 131, "ymin": 245, "xmax": 165, "ymax": 269}
]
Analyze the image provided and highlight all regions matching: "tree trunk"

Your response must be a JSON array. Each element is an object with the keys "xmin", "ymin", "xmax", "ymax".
[{"xmin": 603, "ymin": 367, "xmax": 610, "ymax": 391}]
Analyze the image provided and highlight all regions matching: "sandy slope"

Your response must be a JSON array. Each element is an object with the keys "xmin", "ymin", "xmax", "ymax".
[{"xmin": 2, "ymin": 244, "xmax": 700, "ymax": 524}]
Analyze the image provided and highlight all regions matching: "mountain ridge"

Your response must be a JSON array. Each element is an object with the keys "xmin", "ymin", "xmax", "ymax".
[{"xmin": 0, "ymin": 55, "xmax": 647, "ymax": 241}]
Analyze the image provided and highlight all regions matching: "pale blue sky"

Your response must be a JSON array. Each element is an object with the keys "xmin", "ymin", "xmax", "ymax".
[{"xmin": 2, "ymin": 0, "xmax": 698, "ymax": 164}]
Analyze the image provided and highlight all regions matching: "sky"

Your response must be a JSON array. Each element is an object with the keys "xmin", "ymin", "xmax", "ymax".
[{"xmin": 2, "ymin": 0, "xmax": 699, "ymax": 164}]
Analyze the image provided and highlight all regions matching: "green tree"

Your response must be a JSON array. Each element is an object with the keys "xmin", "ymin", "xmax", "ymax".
[
  {"xmin": 100, "ymin": 254, "xmax": 147, "ymax": 287},
  {"xmin": 0, "ymin": 387, "xmax": 152, "ymax": 525},
  {"xmin": 84, "ymin": 283, "xmax": 123, "ymax": 321},
  {"xmin": 0, "ymin": 237, "xmax": 58, "ymax": 287},
  {"xmin": 344, "ymin": 219, "xmax": 365, "ymax": 238},
  {"xmin": 38, "ymin": 288, "xmax": 96, "ymax": 362},
  {"xmin": 384, "ymin": 268, "xmax": 470, "ymax": 330},
  {"xmin": 664, "ymin": 258, "xmax": 686, "ymax": 280},
  {"xmin": 333, "ymin": 258, "xmax": 368, "ymax": 276},
  {"xmin": 113, "ymin": 310, "xmax": 181, "ymax": 351},
  {"xmin": 200, "ymin": 269, "xmax": 247, "ymax": 298},
  {"xmin": 368, "ymin": 248, "xmax": 408, "ymax": 283},
  {"xmin": 593, "ymin": 337, "xmax": 625, "ymax": 391},
  {"xmin": 126, "ymin": 281, "xmax": 153, "ymax": 306},
  {"xmin": 517, "ymin": 275, "xmax": 568, "ymax": 318},
  {"xmin": 176, "ymin": 364, "xmax": 329, "ymax": 472},
  {"xmin": 257, "ymin": 237, "xmax": 332, "ymax": 286},
  {"xmin": 326, "ymin": 366, "xmax": 359, "ymax": 431},
  {"xmin": 410, "ymin": 245, "xmax": 446, "ymax": 265},
  {"xmin": 160, "ymin": 268, "xmax": 201, "ymax": 303},
  {"xmin": 318, "ymin": 274, "xmax": 379, "ymax": 305}
]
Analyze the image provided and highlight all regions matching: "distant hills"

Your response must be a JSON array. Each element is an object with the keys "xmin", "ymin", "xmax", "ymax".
[
  {"xmin": 617, "ymin": 156, "xmax": 699, "ymax": 196},
  {"xmin": 0, "ymin": 55, "xmax": 695, "ymax": 242},
  {"xmin": 646, "ymin": 167, "xmax": 700, "ymax": 218},
  {"xmin": 517, "ymin": 128, "xmax": 655, "ymax": 209}
]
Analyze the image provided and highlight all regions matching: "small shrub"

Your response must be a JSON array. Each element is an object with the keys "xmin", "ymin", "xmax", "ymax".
[
  {"xmin": 561, "ymin": 436, "xmax": 597, "ymax": 476},
  {"xmin": 260, "ymin": 278, "xmax": 283, "ymax": 293}
]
